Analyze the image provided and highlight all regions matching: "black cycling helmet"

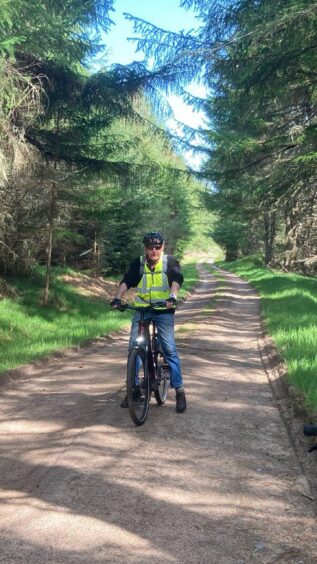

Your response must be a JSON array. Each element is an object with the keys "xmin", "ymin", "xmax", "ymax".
[{"xmin": 143, "ymin": 231, "xmax": 164, "ymax": 247}]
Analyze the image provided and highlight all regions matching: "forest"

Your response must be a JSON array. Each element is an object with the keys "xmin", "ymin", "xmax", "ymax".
[
  {"xmin": 0, "ymin": 0, "xmax": 207, "ymax": 306},
  {"xmin": 0, "ymin": 0, "xmax": 316, "ymax": 292}
]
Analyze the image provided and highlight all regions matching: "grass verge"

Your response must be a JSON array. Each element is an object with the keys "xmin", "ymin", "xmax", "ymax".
[
  {"xmin": 0, "ymin": 262, "xmax": 199, "ymax": 374},
  {"xmin": 0, "ymin": 268, "xmax": 131, "ymax": 373},
  {"xmin": 179, "ymin": 261, "xmax": 199, "ymax": 299},
  {"xmin": 217, "ymin": 256, "xmax": 317, "ymax": 414}
]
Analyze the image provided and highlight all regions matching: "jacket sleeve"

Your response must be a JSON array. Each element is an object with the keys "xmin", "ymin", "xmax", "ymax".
[
  {"xmin": 120, "ymin": 257, "xmax": 142, "ymax": 289},
  {"xmin": 167, "ymin": 256, "xmax": 184, "ymax": 288}
]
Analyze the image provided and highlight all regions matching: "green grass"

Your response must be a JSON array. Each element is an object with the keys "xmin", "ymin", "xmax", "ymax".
[
  {"xmin": 0, "ymin": 268, "xmax": 131, "ymax": 373},
  {"xmin": 179, "ymin": 262, "xmax": 199, "ymax": 298},
  {"xmin": 185, "ymin": 234, "xmax": 224, "ymax": 263},
  {"xmin": 0, "ymin": 262, "xmax": 199, "ymax": 374},
  {"xmin": 217, "ymin": 256, "xmax": 317, "ymax": 413}
]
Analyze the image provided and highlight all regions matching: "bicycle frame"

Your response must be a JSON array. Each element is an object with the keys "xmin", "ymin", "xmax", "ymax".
[
  {"xmin": 119, "ymin": 301, "xmax": 169, "ymax": 388},
  {"xmin": 132, "ymin": 312, "xmax": 160, "ymax": 390}
]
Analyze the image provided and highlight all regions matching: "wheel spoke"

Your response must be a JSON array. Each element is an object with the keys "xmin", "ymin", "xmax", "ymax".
[{"xmin": 154, "ymin": 360, "xmax": 169, "ymax": 405}]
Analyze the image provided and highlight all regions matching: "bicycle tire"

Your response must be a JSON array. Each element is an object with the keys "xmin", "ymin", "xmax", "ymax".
[
  {"xmin": 154, "ymin": 360, "xmax": 169, "ymax": 405},
  {"xmin": 127, "ymin": 348, "xmax": 150, "ymax": 426}
]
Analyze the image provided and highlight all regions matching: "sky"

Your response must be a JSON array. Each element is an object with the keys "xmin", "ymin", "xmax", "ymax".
[
  {"xmin": 101, "ymin": 0, "xmax": 208, "ymax": 168},
  {"xmin": 105, "ymin": 0, "xmax": 201, "ymax": 67}
]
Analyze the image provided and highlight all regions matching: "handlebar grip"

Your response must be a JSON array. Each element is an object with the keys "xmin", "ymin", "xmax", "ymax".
[{"xmin": 303, "ymin": 425, "xmax": 317, "ymax": 436}]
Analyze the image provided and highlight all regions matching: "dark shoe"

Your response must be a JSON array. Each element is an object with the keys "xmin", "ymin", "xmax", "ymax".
[
  {"xmin": 120, "ymin": 388, "xmax": 143, "ymax": 408},
  {"xmin": 133, "ymin": 387, "xmax": 144, "ymax": 402},
  {"xmin": 176, "ymin": 389, "xmax": 186, "ymax": 413},
  {"xmin": 120, "ymin": 395, "xmax": 128, "ymax": 408}
]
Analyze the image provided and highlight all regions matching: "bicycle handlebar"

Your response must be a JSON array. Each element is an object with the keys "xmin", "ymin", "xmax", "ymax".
[{"xmin": 117, "ymin": 301, "xmax": 171, "ymax": 312}]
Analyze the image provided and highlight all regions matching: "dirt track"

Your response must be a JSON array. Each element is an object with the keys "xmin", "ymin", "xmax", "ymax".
[{"xmin": 0, "ymin": 265, "xmax": 316, "ymax": 563}]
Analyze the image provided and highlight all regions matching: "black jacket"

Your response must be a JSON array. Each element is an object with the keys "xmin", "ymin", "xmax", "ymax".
[{"xmin": 120, "ymin": 255, "xmax": 184, "ymax": 290}]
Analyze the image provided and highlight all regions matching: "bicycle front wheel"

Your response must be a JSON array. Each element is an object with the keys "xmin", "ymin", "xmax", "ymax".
[
  {"xmin": 154, "ymin": 360, "xmax": 169, "ymax": 405},
  {"xmin": 127, "ymin": 348, "xmax": 150, "ymax": 426}
]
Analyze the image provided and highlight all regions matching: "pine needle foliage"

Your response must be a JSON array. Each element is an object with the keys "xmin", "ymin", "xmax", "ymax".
[{"xmin": 123, "ymin": 0, "xmax": 317, "ymax": 273}]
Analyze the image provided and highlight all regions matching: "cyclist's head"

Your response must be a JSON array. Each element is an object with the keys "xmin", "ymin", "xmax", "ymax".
[
  {"xmin": 143, "ymin": 231, "xmax": 164, "ymax": 248},
  {"xmin": 143, "ymin": 232, "xmax": 164, "ymax": 262}
]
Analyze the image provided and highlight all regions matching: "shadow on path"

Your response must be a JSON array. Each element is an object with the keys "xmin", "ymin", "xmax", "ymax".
[{"xmin": 0, "ymin": 265, "xmax": 316, "ymax": 563}]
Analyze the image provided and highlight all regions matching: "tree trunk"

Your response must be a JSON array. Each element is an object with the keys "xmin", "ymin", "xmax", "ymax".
[
  {"xmin": 225, "ymin": 246, "xmax": 238, "ymax": 262},
  {"xmin": 283, "ymin": 196, "xmax": 300, "ymax": 270},
  {"xmin": 263, "ymin": 210, "xmax": 276, "ymax": 266},
  {"xmin": 93, "ymin": 228, "xmax": 99, "ymax": 278},
  {"xmin": 43, "ymin": 182, "xmax": 55, "ymax": 305}
]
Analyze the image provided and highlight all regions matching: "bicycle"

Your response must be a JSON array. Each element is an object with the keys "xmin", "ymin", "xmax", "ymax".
[{"xmin": 118, "ymin": 301, "xmax": 171, "ymax": 426}]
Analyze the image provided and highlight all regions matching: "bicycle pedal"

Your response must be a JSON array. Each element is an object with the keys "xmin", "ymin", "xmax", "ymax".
[{"xmin": 134, "ymin": 397, "xmax": 144, "ymax": 403}]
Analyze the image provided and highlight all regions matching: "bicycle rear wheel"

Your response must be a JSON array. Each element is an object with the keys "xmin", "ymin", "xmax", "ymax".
[
  {"xmin": 127, "ymin": 348, "xmax": 150, "ymax": 426},
  {"xmin": 154, "ymin": 359, "xmax": 169, "ymax": 405}
]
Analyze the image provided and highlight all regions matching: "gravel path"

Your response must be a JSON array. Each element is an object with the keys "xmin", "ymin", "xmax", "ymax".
[{"xmin": 0, "ymin": 265, "xmax": 316, "ymax": 563}]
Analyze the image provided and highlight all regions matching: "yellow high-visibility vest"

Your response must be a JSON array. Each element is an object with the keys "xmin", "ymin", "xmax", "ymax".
[{"xmin": 134, "ymin": 254, "xmax": 170, "ymax": 308}]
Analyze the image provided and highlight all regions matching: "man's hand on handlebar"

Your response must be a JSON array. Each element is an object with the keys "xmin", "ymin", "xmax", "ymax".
[
  {"xmin": 110, "ymin": 298, "xmax": 122, "ymax": 309},
  {"xmin": 165, "ymin": 296, "xmax": 177, "ymax": 309}
]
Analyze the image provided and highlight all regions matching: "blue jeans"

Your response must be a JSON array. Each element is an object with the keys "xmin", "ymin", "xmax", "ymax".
[{"xmin": 128, "ymin": 312, "xmax": 183, "ymax": 389}]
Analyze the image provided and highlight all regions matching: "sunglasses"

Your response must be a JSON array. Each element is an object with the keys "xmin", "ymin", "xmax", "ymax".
[{"xmin": 146, "ymin": 245, "xmax": 162, "ymax": 251}]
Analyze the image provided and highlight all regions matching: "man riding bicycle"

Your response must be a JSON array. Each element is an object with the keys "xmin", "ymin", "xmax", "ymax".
[{"xmin": 110, "ymin": 231, "xmax": 186, "ymax": 413}]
